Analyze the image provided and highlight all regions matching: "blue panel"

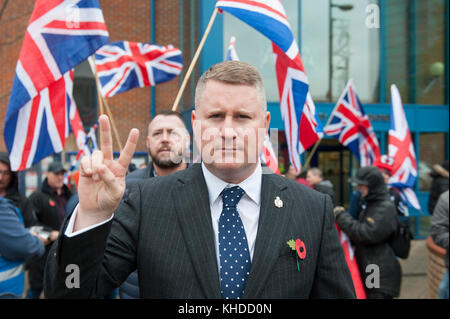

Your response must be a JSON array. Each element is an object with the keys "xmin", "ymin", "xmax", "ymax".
[{"xmin": 199, "ymin": 0, "xmax": 223, "ymax": 74}]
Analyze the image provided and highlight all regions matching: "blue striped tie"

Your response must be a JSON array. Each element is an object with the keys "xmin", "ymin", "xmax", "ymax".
[{"xmin": 219, "ymin": 186, "xmax": 251, "ymax": 299}]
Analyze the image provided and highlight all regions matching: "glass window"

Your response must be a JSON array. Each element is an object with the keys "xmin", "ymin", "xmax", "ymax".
[
  {"xmin": 418, "ymin": 132, "xmax": 447, "ymax": 191},
  {"xmin": 385, "ymin": 0, "xmax": 446, "ymax": 104},
  {"xmin": 222, "ymin": 0, "xmax": 299, "ymax": 102},
  {"xmin": 302, "ymin": 0, "xmax": 380, "ymax": 102}
]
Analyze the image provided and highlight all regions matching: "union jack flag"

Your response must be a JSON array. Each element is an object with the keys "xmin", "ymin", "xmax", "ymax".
[
  {"xmin": 324, "ymin": 79, "xmax": 381, "ymax": 167},
  {"xmin": 91, "ymin": 41, "xmax": 183, "ymax": 97},
  {"xmin": 216, "ymin": 0, "xmax": 301, "ymax": 61},
  {"xmin": 4, "ymin": 0, "xmax": 109, "ymax": 171},
  {"xmin": 273, "ymin": 43, "xmax": 320, "ymax": 173},
  {"xmin": 387, "ymin": 85, "xmax": 420, "ymax": 210}
]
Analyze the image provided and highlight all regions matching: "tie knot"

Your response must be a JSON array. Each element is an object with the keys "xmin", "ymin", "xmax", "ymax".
[{"xmin": 221, "ymin": 186, "xmax": 245, "ymax": 208}]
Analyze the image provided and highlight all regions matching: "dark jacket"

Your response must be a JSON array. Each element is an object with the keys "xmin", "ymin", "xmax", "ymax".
[
  {"xmin": 314, "ymin": 180, "xmax": 337, "ymax": 207},
  {"xmin": 0, "ymin": 152, "xmax": 36, "ymax": 228},
  {"xmin": 119, "ymin": 163, "xmax": 157, "ymax": 299},
  {"xmin": 336, "ymin": 166, "xmax": 401, "ymax": 298},
  {"xmin": 26, "ymin": 178, "xmax": 72, "ymax": 290},
  {"xmin": 428, "ymin": 162, "xmax": 449, "ymax": 214},
  {"xmin": 45, "ymin": 164, "xmax": 356, "ymax": 299}
]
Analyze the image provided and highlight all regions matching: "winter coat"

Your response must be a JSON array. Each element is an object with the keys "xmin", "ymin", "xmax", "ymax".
[
  {"xmin": 336, "ymin": 166, "xmax": 402, "ymax": 298},
  {"xmin": 314, "ymin": 180, "xmax": 337, "ymax": 207},
  {"xmin": 0, "ymin": 197, "xmax": 44, "ymax": 297},
  {"xmin": 428, "ymin": 162, "xmax": 449, "ymax": 214},
  {"xmin": 0, "ymin": 152, "xmax": 36, "ymax": 228},
  {"xmin": 431, "ymin": 190, "xmax": 449, "ymax": 269},
  {"xmin": 26, "ymin": 178, "xmax": 72, "ymax": 290}
]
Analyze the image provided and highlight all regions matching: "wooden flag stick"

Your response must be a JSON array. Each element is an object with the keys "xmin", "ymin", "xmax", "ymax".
[
  {"xmin": 102, "ymin": 96, "xmax": 123, "ymax": 150},
  {"xmin": 303, "ymin": 102, "xmax": 337, "ymax": 170},
  {"xmin": 303, "ymin": 139, "xmax": 321, "ymax": 170},
  {"xmin": 171, "ymin": 7, "xmax": 219, "ymax": 111}
]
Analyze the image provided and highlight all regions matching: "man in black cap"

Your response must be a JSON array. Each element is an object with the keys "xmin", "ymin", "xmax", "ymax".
[
  {"xmin": 333, "ymin": 166, "xmax": 402, "ymax": 299},
  {"xmin": 25, "ymin": 161, "xmax": 72, "ymax": 299}
]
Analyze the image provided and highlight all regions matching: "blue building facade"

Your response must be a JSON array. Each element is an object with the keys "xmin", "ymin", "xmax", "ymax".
[{"xmin": 189, "ymin": 0, "xmax": 449, "ymax": 237}]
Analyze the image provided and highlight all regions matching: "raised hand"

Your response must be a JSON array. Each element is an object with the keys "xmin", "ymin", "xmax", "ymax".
[{"xmin": 75, "ymin": 114, "xmax": 139, "ymax": 231}]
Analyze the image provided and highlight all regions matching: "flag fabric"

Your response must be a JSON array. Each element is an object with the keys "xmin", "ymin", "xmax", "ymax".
[
  {"xmin": 335, "ymin": 223, "xmax": 367, "ymax": 299},
  {"xmin": 216, "ymin": 0, "xmax": 301, "ymax": 61},
  {"xmin": 216, "ymin": 0, "xmax": 310, "ymax": 173},
  {"xmin": 91, "ymin": 41, "xmax": 183, "ymax": 97},
  {"xmin": 4, "ymin": 0, "xmax": 109, "ymax": 171},
  {"xmin": 324, "ymin": 79, "xmax": 381, "ymax": 167},
  {"xmin": 6, "ymin": 71, "xmax": 74, "ymax": 171},
  {"xmin": 387, "ymin": 85, "xmax": 420, "ymax": 210},
  {"xmin": 273, "ymin": 43, "xmax": 320, "ymax": 173},
  {"xmin": 226, "ymin": 36, "xmax": 240, "ymax": 61},
  {"xmin": 261, "ymin": 134, "xmax": 280, "ymax": 175}
]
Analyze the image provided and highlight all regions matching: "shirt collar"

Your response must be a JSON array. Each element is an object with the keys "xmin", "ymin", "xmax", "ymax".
[{"xmin": 201, "ymin": 161, "xmax": 262, "ymax": 206}]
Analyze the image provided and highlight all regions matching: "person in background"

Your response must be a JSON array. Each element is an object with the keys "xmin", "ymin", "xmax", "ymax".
[
  {"xmin": 0, "ymin": 152, "xmax": 36, "ymax": 227},
  {"xmin": 306, "ymin": 167, "xmax": 337, "ymax": 206},
  {"xmin": 0, "ymin": 196, "xmax": 46, "ymax": 298},
  {"xmin": 431, "ymin": 190, "xmax": 449, "ymax": 299},
  {"xmin": 428, "ymin": 160, "xmax": 449, "ymax": 214},
  {"xmin": 44, "ymin": 60, "xmax": 355, "ymax": 299},
  {"xmin": 284, "ymin": 164, "xmax": 311, "ymax": 188},
  {"xmin": 334, "ymin": 166, "xmax": 402, "ymax": 299},
  {"xmin": 25, "ymin": 161, "xmax": 72, "ymax": 299},
  {"xmin": 119, "ymin": 110, "xmax": 190, "ymax": 299}
]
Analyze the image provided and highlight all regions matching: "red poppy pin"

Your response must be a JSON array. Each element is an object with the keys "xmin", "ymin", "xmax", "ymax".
[
  {"xmin": 287, "ymin": 238, "xmax": 306, "ymax": 272},
  {"xmin": 49, "ymin": 199, "xmax": 56, "ymax": 207}
]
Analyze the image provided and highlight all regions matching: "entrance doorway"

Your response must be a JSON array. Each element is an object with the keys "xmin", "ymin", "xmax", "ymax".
[{"xmin": 306, "ymin": 139, "xmax": 358, "ymax": 207}]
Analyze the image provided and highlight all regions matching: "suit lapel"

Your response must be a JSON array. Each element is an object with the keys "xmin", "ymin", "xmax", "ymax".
[
  {"xmin": 172, "ymin": 164, "xmax": 221, "ymax": 299},
  {"xmin": 243, "ymin": 174, "xmax": 292, "ymax": 299}
]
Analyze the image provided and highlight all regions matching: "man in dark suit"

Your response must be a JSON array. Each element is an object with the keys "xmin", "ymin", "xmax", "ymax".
[
  {"xmin": 44, "ymin": 61, "xmax": 355, "ymax": 299},
  {"xmin": 120, "ymin": 110, "xmax": 190, "ymax": 299}
]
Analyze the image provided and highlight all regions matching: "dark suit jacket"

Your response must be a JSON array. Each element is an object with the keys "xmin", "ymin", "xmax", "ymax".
[{"xmin": 44, "ymin": 164, "xmax": 355, "ymax": 298}]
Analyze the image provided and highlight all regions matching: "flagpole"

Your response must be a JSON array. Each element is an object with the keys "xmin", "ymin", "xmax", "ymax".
[
  {"xmin": 101, "ymin": 96, "xmax": 123, "ymax": 150},
  {"xmin": 171, "ymin": 7, "xmax": 219, "ymax": 111},
  {"xmin": 303, "ymin": 99, "xmax": 339, "ymax": 170},
  {"xmin": 91, "ymin": 54, "xmax": 123, "ymax": 150}
]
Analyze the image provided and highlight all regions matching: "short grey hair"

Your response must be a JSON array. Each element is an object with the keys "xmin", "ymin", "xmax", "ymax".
[
  {"xmin": 194, "ymin": 60, "xmax": 267, "ymax": 110},
  {"xmin": 307, "ymin": 167, "xmax": 323, "ymax": 178}
]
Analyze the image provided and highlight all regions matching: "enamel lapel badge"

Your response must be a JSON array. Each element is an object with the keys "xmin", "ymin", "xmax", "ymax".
[{"xmin": 274, "ymin": 196, "xmax": 283, "ymax": 208}]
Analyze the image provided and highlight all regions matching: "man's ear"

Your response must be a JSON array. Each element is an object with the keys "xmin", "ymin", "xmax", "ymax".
[{"xmin": 265, "ymin": 111, "xmax": 271, "ymax": 134}]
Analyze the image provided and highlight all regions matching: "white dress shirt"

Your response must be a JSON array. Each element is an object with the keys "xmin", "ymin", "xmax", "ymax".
[{"xmin": 201, "ymin": 162, "xmax": 262, "ymax": 273}]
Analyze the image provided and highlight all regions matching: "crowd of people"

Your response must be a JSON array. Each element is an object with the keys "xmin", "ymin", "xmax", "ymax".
[{"xmin": 0, "ymin": 61, "xmax": 448, "ymax": 300}]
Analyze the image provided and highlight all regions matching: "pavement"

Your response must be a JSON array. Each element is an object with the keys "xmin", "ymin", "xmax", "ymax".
[{"xmin": 397, "ymin": 239, "xmax": 429, "ymax": 299}]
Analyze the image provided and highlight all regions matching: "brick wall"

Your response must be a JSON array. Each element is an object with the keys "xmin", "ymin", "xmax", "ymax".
[{"xmin": 0, "ymin": 0, "xmax": 188, "ymax": 153}]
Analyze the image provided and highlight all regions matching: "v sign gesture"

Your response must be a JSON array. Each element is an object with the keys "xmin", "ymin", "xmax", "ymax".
[{"xmin": 74, "ymin": 115, "xmax": 139, "ymax": 232}]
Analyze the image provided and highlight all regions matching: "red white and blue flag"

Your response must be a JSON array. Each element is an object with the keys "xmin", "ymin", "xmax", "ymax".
[
  {"xmin": 324, "ymin": 79, "xmax": 381, "ymax": 167},
  {"xmin": 216, "ymin": 0, "xmax": 301, "ymax": 61},
  {"xmin": 273, "ymin": 43, "xmax": 321, "ymax": 173},
  {"xmin": 91, "ymin": 41, "xmax": 183, "ymax": 97},
  {"xmin": 4, "ymin": 0, "xmax": 109, "ymax": 171},
  {"xmin": 216, "ymin": 1, "xmax": 311, "ymax": 173},
  {"xmin": 387, "ymin": 85, "xmax": 420, "ymax": 210},
  {"xmin": 335, "ymin": 223, "xmax": 367, "ymax": 299}
]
